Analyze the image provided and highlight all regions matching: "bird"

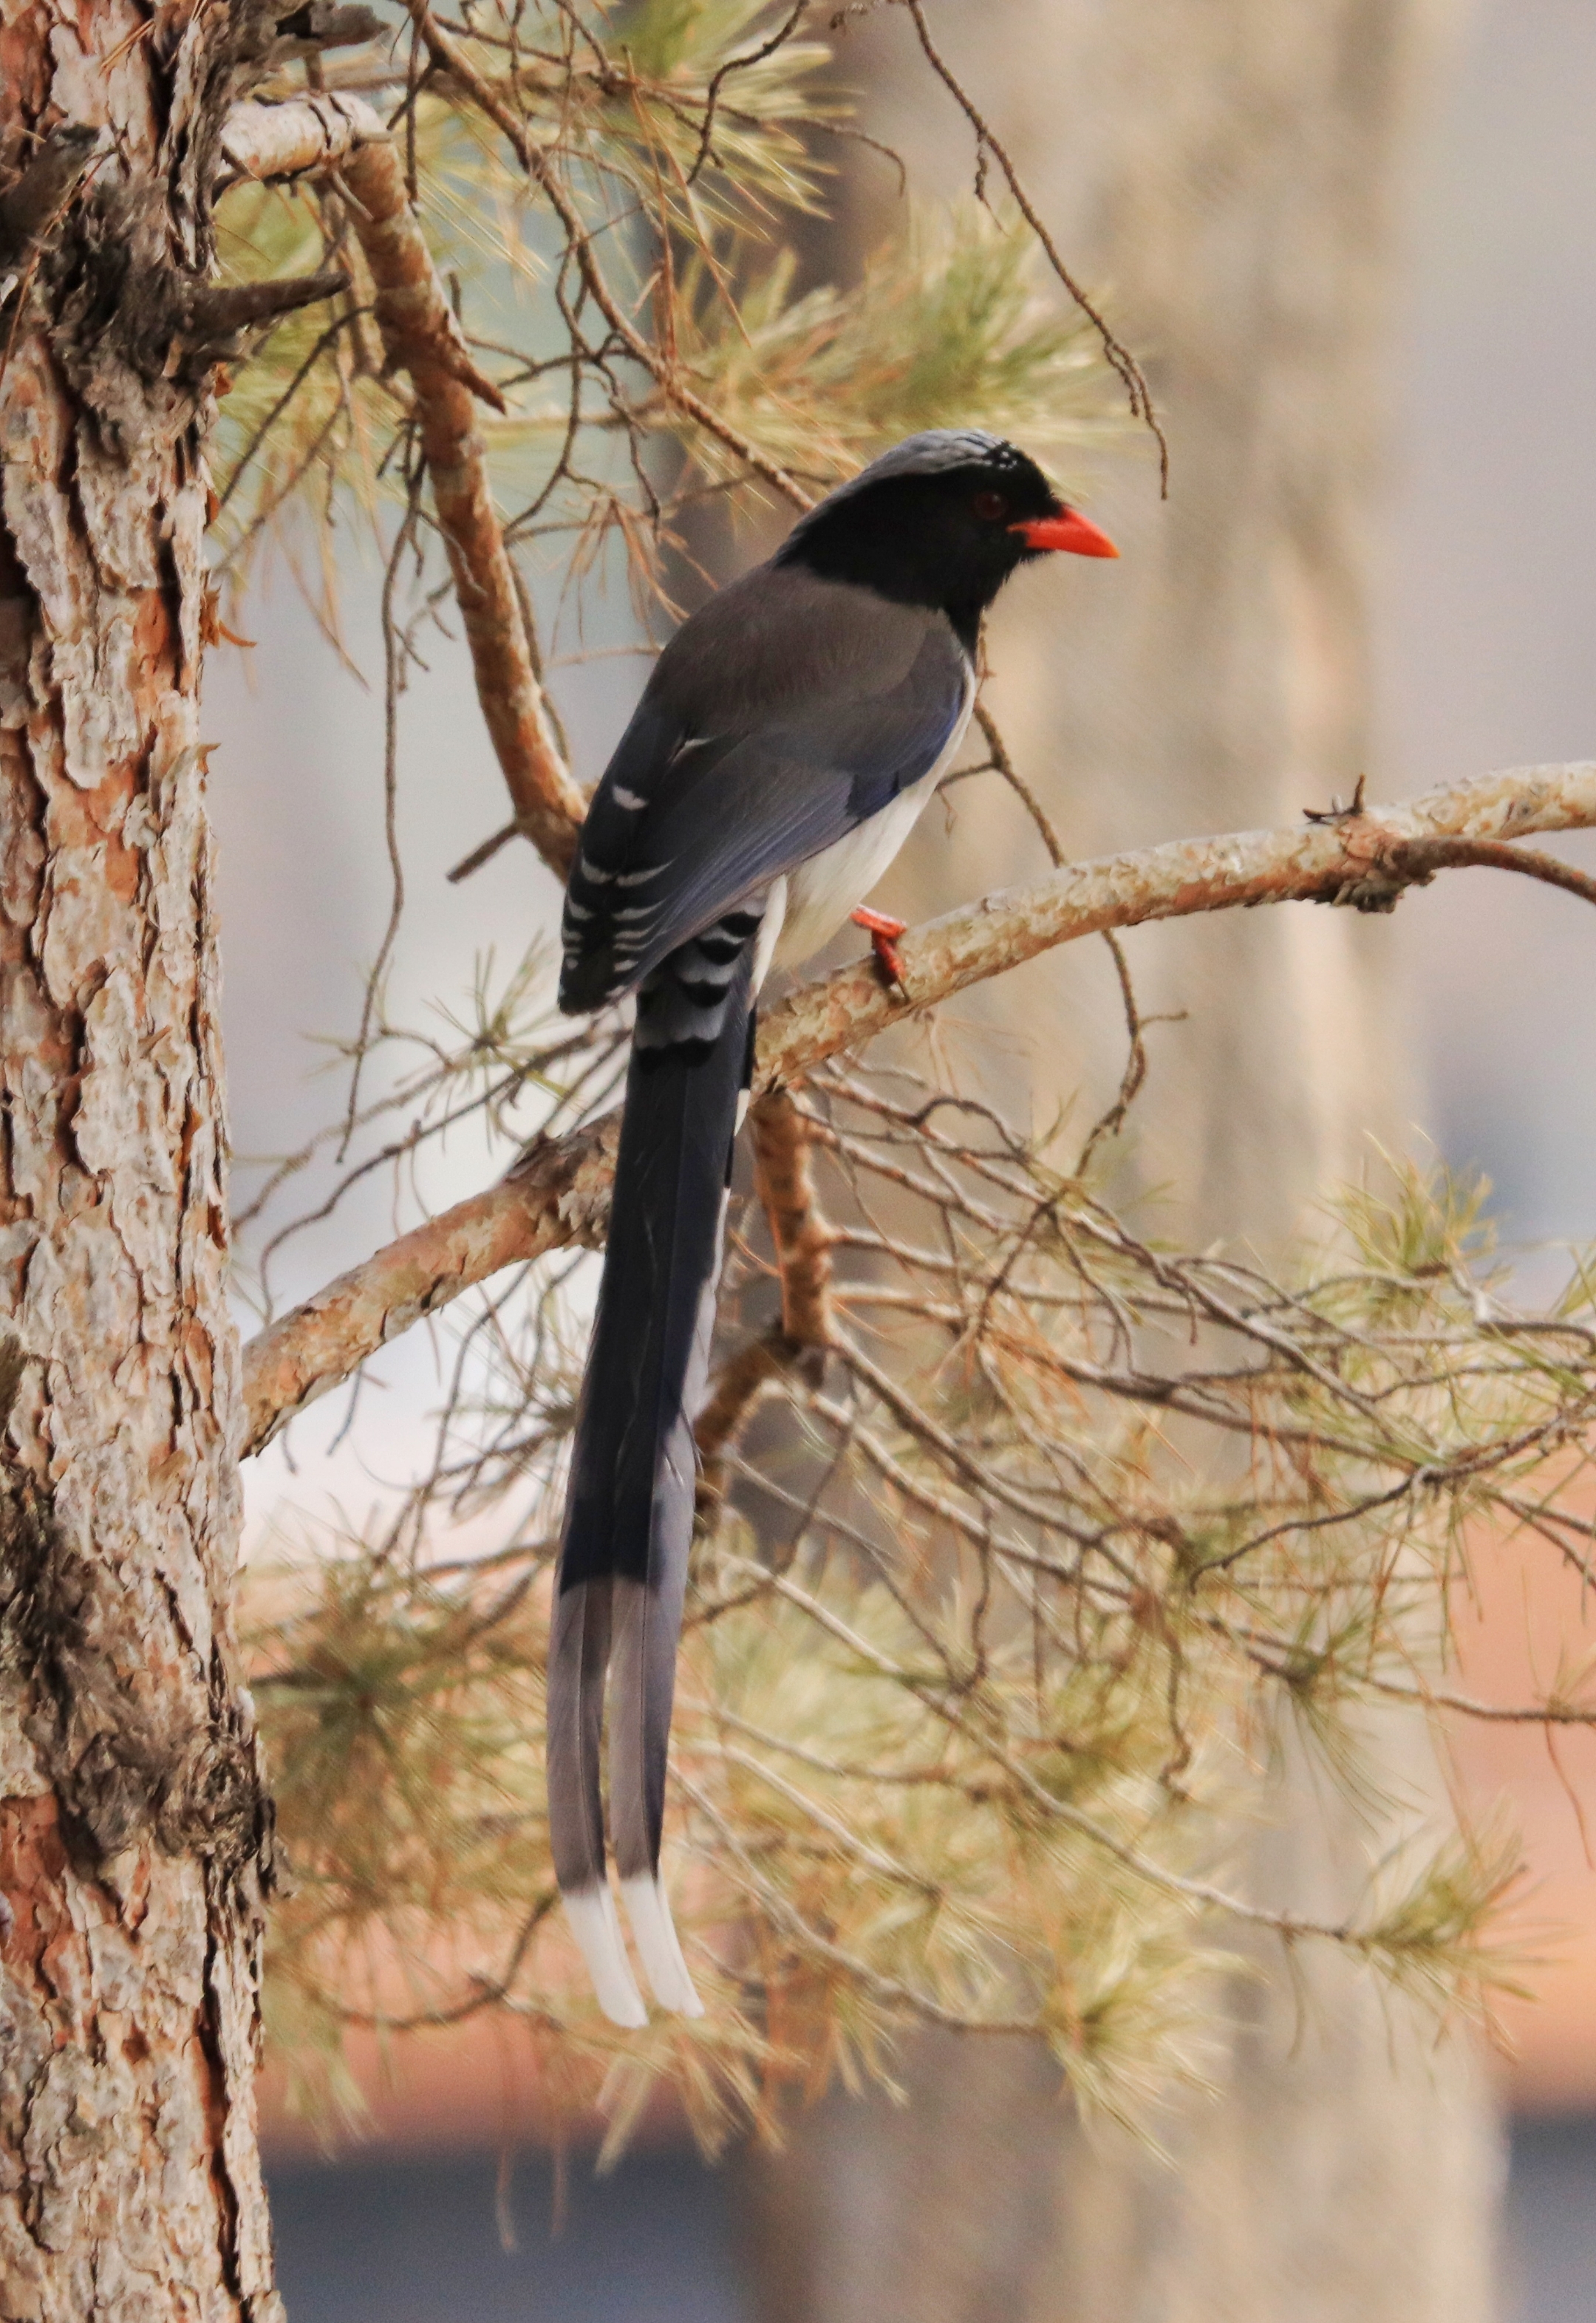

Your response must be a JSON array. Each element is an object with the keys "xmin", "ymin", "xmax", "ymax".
[{"xmin": 547, "ymin": 429, "xmax": 1119, "ymax": 2025}]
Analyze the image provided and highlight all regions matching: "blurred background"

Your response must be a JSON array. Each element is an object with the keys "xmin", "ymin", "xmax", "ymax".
[{"xmin": 215, "ymin": 0, "xmax": 1596, "ymax": 2313}]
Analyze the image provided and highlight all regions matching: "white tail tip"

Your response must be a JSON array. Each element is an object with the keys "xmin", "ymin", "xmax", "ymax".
[
  {"xmin": 620, "ymin": 1874, "xmax": 705, "ymax": 2017},
  {"xmin": 562, "ymin": 1883, "xmax": 647, "ymax": 2027}
]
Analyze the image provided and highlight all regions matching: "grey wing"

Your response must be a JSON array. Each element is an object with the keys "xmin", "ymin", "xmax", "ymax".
[{"xmin": 559, "ymin": 573, "xmax": 968, "ymax": 1015}]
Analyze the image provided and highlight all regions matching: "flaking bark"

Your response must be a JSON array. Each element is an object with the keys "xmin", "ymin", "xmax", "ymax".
[{"xmin": 0, "ymin": 13, "xmax": 289, "ymax": 2318}]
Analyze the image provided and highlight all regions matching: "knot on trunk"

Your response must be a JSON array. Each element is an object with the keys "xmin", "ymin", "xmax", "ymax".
[
  {"xmin": 0, "ymin": 1468, "xmax": 276, "ymax": 1890},
  {"xmin": 174, "ymin": 267, "xmax": 350, "ymax": 373},
  {"xmin": 33, "ymin": 172, "xmax": 347, "ymax": 420},
  {"xmin": 267, "ymin": 0, "xmax": 384, "ymax": 56}
]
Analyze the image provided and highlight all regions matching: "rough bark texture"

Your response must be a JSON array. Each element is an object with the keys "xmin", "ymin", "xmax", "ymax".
[
  {"xmin": 735, "ymin": 3, "xmax": 1506, "ymax": 2319},
  {"xmin": 0, "ymin": 12, "xmax": 287, "ymax": 2319}
]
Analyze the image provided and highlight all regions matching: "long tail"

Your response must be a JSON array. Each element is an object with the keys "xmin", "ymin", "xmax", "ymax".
[{"xmin": 548, "ymin": 909, "xmax": 762, "ymax": 2022}]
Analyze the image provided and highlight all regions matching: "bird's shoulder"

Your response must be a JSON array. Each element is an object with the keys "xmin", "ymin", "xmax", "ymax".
[
  {"xmin": 645, "ymin": 562, "xmax": 959, "ymax": 734},
  {"xmin": 576, "ymin": 567, "xmax": 961, "ymax": 864}
]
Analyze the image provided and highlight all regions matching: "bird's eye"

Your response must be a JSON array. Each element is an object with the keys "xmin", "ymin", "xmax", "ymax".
[{"xmin": 972, "ymin": 489, "xmax": 1006, "ymax": 522}]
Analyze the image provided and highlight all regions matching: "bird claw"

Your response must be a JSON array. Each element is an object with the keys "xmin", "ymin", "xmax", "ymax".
[{"xmin": 852, "ymin": 906, "xmax": 908, "ymax": 987}]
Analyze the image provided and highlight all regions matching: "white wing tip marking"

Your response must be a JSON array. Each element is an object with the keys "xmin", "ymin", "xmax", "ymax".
[
  {"xmin": 620, "ymin": 1874, "xmax": 706, "ymax": 2017},
  {"xmin": 562, "ymin": 1883, "xmax": 648, "ymax": 2027}
]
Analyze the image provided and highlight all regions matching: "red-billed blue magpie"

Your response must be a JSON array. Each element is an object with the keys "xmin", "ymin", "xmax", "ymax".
[{"xmin": 548, "ymin": 430, "xmax": 1118, "ymax": 2023}]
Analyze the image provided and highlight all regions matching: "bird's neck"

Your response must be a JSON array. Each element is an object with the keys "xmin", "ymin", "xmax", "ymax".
[{"xmin": 779, "ymin": 539, "xmax": 986, "ymax": 658}]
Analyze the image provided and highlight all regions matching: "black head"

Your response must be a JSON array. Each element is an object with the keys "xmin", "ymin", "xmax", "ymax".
[{"xmin": 775, "ymin": 431, "xmax": 1116, "ymax": 653}]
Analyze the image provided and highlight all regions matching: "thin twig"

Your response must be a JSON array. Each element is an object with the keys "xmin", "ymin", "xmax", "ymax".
[
  {"xmin": 338, "ymin": 467, "xmax": 424, "ymax": 1159},
  {"xmin": 397, "ymin": 0, "xmax": 816, "ymax": 511},
  {"xmin": 687, "ymin": 0, "xmax": 811, "ymax": 184},
  {"xmin": 1074, "ymin": 929, "xmax": 1149, "ymax": 1174},
  {"xmin": 896, "ymin": 0, "xmax": 1169, "ymax": 491},
  {"xmin": 1386, "ymin": 836, "xmax": 1596, "ymax": 912},
  {"xmin": 972, "ymin": 698, "xmax": 1064, "ymax": 867}
]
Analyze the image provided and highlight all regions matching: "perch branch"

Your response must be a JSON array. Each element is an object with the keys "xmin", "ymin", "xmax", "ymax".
[
  {"xmin": 238, "ymin": 760, "xmax": 1596, "ymax": 1453},
  {"xmin": 221, "ymin": 96, "xmax": 587, "ymax": 878}
]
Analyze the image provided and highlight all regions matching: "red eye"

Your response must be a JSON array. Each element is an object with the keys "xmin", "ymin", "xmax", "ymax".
[{"xmin": 972, "ymin": 489, "xmax": 1006, "ymax": 522}]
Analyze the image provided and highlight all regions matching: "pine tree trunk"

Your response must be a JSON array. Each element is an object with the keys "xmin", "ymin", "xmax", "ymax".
[
  {"xmin": 0, "ymin": 27, "xmax": 282, "ymax": 2323},
  {"xmin": 736, "ymin": 5, "xmax": 1504, "ymax": 2319}
]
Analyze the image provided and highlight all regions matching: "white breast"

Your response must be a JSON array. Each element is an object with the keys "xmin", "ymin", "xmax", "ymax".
[{"xmin": 766, "ymin": 669, "xmax": 975, "ymax": 978}]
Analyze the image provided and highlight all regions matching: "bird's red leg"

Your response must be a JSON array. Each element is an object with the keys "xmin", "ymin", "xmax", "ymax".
[{"xmin": 852, "ymin": 906, "xmax": 908, "ymax": 986}]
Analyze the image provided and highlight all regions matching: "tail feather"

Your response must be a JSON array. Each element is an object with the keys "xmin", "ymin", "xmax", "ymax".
[
  {"xmin": 546, "ymin": 1572, "xmax": 611, "ymax": 1894},
  {"xmin": 620, "ymin": 1872, "xmax": 704, "ymax": 2017},
  {"xmin": 548, "ymin": 915, "xmax": 760, "ymax": 2016},
  {"xmin": 549, "ymin": 1569, "xmax": 649, "ymax": 2027},
  {"xmin": 562, "ymin": 1883, "xmax": 647, "ymax": 2028}
]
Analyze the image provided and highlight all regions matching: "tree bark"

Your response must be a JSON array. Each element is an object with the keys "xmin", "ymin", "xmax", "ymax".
[
  {"xmin": 736, "ymin": 4, "xmax": 1504, "ymax": 2319},
  {"xmin": 0, "ymin": 21, "xmax": 282, "ymax": 2322}
]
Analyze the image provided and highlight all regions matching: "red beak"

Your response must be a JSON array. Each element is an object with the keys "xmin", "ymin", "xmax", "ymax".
[{"xmin": 1011, "ymin": 509, "xmax": 1119, "ymax": 559}]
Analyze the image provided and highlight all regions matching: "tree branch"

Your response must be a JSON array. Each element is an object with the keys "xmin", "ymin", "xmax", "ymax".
[
  {"xmin": 238, "ymin": 760, "xmax": 1596, "ymax": 1454},
  {"xmin": 397, "ymin": 0, "xmax": 816, "ymax": 514},
  {"xmin": 895, "ymin": 0, "xmax": 1169, "ymax": 491},
  {"xmin": 695, "ymin": 1089, "xmax": 836, "ymax": 1503},
  {"xmin": 219, "ymin": 92, "xmax": 374, "ymax": 186},
  {"xmin": 1380, "ymin": 834, "xmax": 1596, "ymax": 910},
  {"xmin": 221, "ymin": 97, "xmax": 587, "ymax": 879},
  {"xmin": 240, "ymin": 1116, "xmax": 616, "ymax": 1454},
  {"xmin": 753, "ymin": 1088, "xmax": 836, "ymax": 1348}
]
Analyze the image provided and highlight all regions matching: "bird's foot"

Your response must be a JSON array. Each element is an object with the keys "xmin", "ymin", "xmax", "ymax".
[{"xmin": 852, "ymin": 907, "xmax": 908, "ymax": 986}]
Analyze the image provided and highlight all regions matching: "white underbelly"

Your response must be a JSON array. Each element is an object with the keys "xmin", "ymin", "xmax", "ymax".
[{"xmin": 768, "ymin": 686, "xmax": 974, "ymax": 977}]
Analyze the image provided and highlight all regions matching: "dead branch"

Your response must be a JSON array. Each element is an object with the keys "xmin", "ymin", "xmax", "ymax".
[
  {"xmin": 1380, "ymin": 835, "xmax": 1596, "ymax": 910},
  {"xmin": 183, "ymin": 267, "xmax": 350, "ymax": 341},
  {"xmin": 695, "ymin": 1089, "xmax": 836, "ymax": 1500},
  {"xmin": 221, "ymin": 96, "xmax": 587, "ymax": 879},
  {"xmin": 270, "ymin": 0, "xmax": 385, "ymax": 58},
  {"xmin": 752, "ymin": 1088, "xmax": 836, "ymax": 1349},
  {"xmin": 238, "ymin": 760, "xmax": 1596, "ymax": 1453}
]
